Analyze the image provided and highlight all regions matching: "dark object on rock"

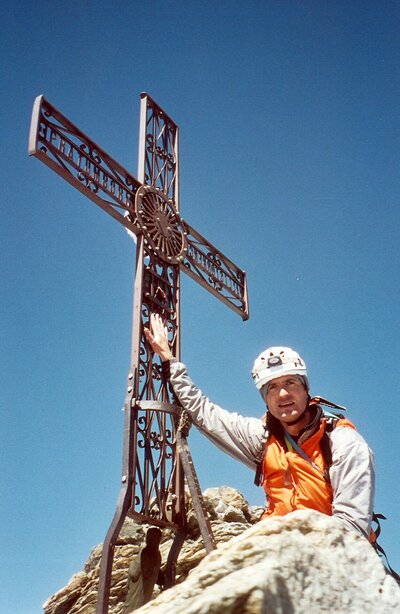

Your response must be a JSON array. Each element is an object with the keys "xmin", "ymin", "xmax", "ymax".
[{"xmin": 123, "ymin": 527, "xmax": 162, "ymax": 613}]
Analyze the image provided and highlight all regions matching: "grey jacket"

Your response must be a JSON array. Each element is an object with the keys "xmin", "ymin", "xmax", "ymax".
[{"xmin": 169, "ymin": 360, "xmax": 375, "ymax": 538}]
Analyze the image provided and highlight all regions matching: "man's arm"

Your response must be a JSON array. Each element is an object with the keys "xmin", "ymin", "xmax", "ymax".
[
  {"xmin": 144, "ymin": 313, "xmax": 266, "ymax": 469},
  {"xmin": 169, "ymin": 360, "xmax": 266, "ymax": 469},
  {"xmin": 329, "ymin": 426, "xmax": 375, "ymax": 538}
]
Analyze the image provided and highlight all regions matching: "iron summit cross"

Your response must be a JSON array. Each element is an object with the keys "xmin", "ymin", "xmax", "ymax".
[{"xmin": 29, "ymin": 93, "xmax": 249, "ymax": 612}]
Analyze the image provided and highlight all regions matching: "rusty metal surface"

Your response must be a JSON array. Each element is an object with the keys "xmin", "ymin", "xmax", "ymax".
[
  {"xmin": 183, "ymin": 222, "xmax": 249, "ymax": 320},
  {"xmin": 176, "ymin": 414, "xmax": 217, "ymax": 553},
  {"xmin": 137, "ymin": 92, "xmax": 180, "ymax": 204},
  {"xmin": 29, "ymin": 92, "xmax": 249, "ymax": 613},
  {"xmin": 135, "ymin": 185, "xmax": 187, "ymax": 264},
  {"xmin": 29, "ymin": 94, "xmax": 249, "ymax": 320},
  {"xmin": 28, "ymin": 95, "xmax": 140, "ymax": 234}
]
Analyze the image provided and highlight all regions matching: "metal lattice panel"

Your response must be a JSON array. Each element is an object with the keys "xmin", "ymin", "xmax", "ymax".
[
  {"xmin": 29, "ymin": 96, "xmax": 140, "ymax": 232},
  {"xmin": 141, "ymin": 95, "xmax": 179, "ymax": 200},
  {"xmin": 29, "ymin": 92, "xmax": 248, "ymax": 613}
]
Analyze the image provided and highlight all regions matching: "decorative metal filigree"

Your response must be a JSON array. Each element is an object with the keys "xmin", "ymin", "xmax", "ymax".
[
  {"xmin": 141, "ymin": 95, "xmax": 178, "ymax": 201},
  {"xmin": 29, "ymin": 91, "xmax": 247, "ymax": 614},
  {"xmin": 183, "ymin": 223, "xmax": 248, "ymax": 319},
  {"xmin": 135, "ymin": 185, "xmax": 187, "ymax": 264},
  {"xmin": 29, "ymin": 94, "xmax": 249, "ymax": 319},
  {"xmin": 133, "ymin": 405, "xmax": 179, "ymax": 525},
  {"xmin": 29, "ymin": 96, "xmax": 140, "ymax": 235}
]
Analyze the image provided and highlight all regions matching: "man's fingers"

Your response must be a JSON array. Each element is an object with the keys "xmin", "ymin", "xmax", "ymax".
[{"xmin": 149, "ymin": 313, "xmax": 168, "ymax": 336}]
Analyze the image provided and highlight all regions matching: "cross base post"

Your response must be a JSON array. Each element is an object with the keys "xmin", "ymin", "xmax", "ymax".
[{"xmin": 95, "ymin": 381, "xmax": 216, "ymax": 613}]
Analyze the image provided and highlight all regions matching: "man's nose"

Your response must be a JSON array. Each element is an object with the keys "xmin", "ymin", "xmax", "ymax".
[{"xmin": 278, "ymin": 386, "xmax": 289, "ymax": 397}]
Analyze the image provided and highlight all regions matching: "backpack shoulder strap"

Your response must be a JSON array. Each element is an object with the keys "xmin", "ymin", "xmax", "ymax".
[
  {"xmin": 320, "ymin": 425, "xmax": 334, "ymax": 473},
  {"xmin": 254, "ymin": 428, "xmax": 269, "ymax": 486}
]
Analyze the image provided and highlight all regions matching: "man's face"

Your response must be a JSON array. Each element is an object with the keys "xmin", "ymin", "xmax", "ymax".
[{"xmin": 265, "ymin": 375, "xmax": 308, "ymax": 424}]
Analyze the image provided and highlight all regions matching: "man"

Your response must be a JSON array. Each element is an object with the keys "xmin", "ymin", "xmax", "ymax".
[{"xmin": 144, "ymin": 313, "xmax": 375, "ymax": 539}]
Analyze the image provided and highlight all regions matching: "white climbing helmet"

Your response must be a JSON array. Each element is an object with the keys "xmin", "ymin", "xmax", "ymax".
[{"xmin": 252, "ymin": 346, "xmax": 308, "ymax": 396}]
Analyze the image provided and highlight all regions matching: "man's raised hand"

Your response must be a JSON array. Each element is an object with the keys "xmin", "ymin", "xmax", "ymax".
[{"xmin": 143, "ymin": 313, "xmax": 175, "ymax": 362}]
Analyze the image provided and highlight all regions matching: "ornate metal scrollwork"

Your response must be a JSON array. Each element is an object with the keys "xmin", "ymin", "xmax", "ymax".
[
  {"xmin": 29, "ymin": 92, "xmax": 245, "ymax": 614},
  {"xmin": 135, "ymin": 185, "xmax": 187, "ymax": 264}
]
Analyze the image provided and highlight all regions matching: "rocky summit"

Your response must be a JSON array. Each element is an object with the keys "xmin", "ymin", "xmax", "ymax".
[{"xmin": 43, "ymin": 486, "xmax": 400, "ymax": 614}]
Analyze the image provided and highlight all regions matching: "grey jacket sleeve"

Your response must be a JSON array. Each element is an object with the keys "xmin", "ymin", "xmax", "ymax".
[
  {"xmin": 328, "ymin": 426, "xmax": 375, "ymax": 538},
  {"xmin": 169, "ymin": 360, "xmax": 267, "ymax": 470}
]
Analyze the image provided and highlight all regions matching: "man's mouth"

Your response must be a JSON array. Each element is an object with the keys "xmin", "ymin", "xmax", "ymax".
[
  {"xmin": 279, "ymin": 401, "xmax": 298, "ymax": 418},
  {"xmin": 279, "ymin": 401, "xmax": 295, "ymax": 409}
]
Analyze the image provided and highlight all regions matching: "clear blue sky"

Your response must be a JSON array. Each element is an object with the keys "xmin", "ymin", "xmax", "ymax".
[{"xmin": 2, "ymin": 2, "xmax": 399, "ymax": 612}]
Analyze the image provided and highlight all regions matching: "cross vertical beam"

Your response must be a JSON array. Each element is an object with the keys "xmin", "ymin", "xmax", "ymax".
[{"xmin": 29, "ymin": 93, "xmax": 249, "ymax": 613}]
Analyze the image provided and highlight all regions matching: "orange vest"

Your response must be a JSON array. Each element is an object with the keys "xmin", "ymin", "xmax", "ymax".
[{"xmin": 261, "ymin": 418, "xmax": 355, "ymax": 520}]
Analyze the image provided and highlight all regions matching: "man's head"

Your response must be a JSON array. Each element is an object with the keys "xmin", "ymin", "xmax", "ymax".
[{"xmin": 252, "ymin": 346, "xmax": 309, "ymax": 425}]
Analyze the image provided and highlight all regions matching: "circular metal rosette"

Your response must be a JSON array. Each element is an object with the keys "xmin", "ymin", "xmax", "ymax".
[{"xmin": 135, "ymin": 185, "xmax": 187, "ymax": 264}]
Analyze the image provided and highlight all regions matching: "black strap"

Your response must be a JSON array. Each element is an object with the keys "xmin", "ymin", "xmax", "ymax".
[
  {"xmin": 373, "ymin": 542, "xmax": 400, "ymax": 585},
  {"xmin": 370, "ymin": 513, "xmax": 400, "ymax": 585},
  {"xmin": 254, "ymin": 462, "xmax": 263, "ymax": 486}
]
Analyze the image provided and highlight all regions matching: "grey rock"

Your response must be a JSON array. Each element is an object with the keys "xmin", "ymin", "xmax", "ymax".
[
  {"xmin": 43, "ymin": 490, "xmax": 400, "ymax": 614},
  {"xmin": 135, "ymin": 510, "xmax": 400, "ymax": 614}
]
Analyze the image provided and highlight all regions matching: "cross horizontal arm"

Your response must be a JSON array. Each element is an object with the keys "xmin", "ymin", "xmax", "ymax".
[
  {"xmin": 28, "ymin": 95, "xmax": 141, "ymax": 235},
  {"xmin": 182, "ymin": 222, "xmax": 249, "ymax": 320},
  {"xmin": 29, "ymin": 95, "xmax": 249, "ymax": 320}
]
